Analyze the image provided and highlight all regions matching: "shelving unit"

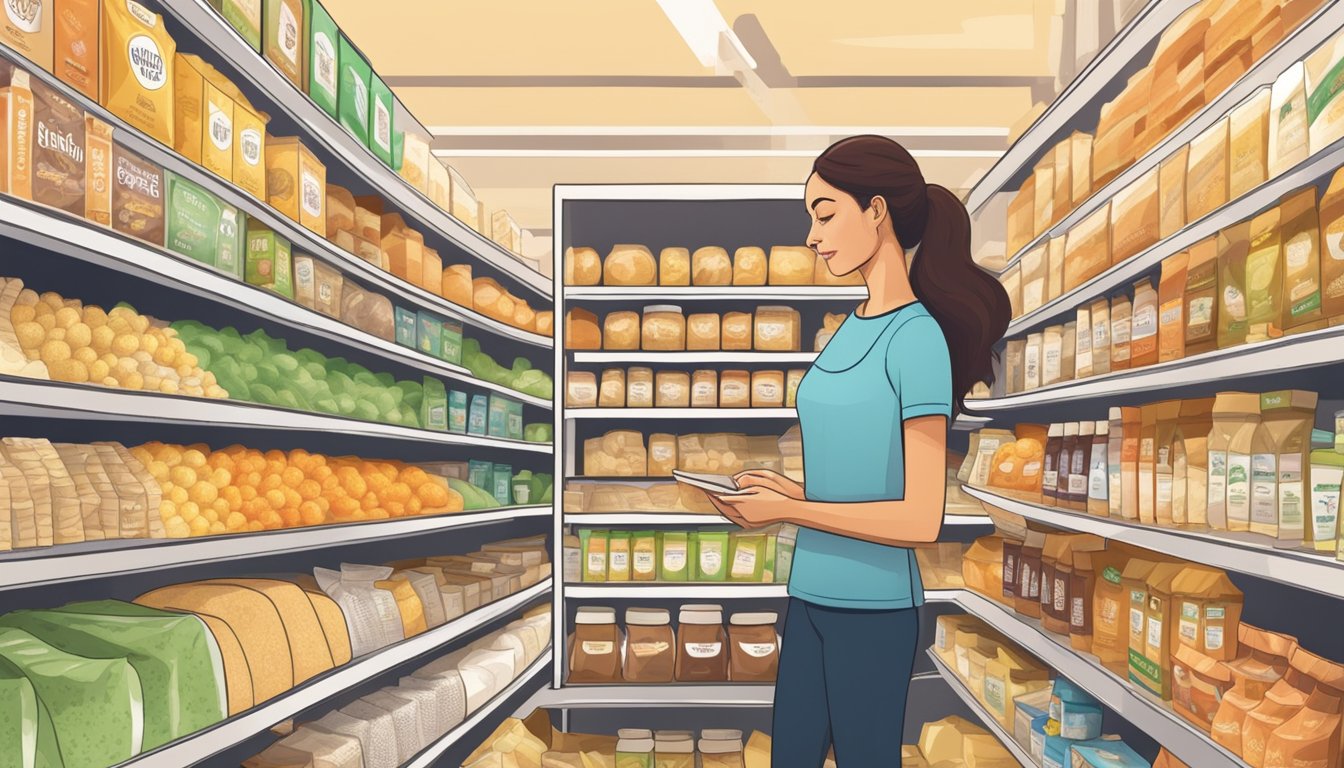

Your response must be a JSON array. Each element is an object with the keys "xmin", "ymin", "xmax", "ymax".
[
  {"xmin": 926, "ymin": 652, "xmax": 1035, "ymax": 767},
  {"xmin": 924, "ymin": 589, "xmax": 1246, "ymax": 767},
  {"xmin": 961, "ymin": 486, "xmax": 1344, "ymax": 597},
  {"xmin": 572, "ymin": 351, "xmax": 819, "ymax": 364},
  {"xmin": 565, "ymin": 287, "xmax": 868, "ymax": 301},
  {"xmin": 565, "ymin": 584, "xmax": 789, "ymax": 599},
  {"xmin": 564, "ymin": 512, "xmax": 993, "ymax": 527},
  {"xmin": 122, "ymin": 580, "xmax": 552, "ymax": 767},
  {"xmin": 526, "ymin": 684, "xmax": 777, "ymax": 709}
]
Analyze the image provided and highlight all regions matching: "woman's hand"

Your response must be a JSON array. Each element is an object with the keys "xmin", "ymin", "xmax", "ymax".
[
  {"xmin": 733, "ymin": 469, "xmax": 804, "ymax": 500},
  {"xmin": 707, "ymin": 486, "xmax": 800, "ymax": 528}
]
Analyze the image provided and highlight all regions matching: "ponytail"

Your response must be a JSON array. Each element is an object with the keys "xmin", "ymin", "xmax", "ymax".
[{"xmin": 813, "ymin": 136, "xmax": 1011, "ymax": 415}]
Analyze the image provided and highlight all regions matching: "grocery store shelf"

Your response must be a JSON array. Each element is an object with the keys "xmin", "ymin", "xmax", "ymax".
[
  {"xmin": 564, "ymin": 286, "xmax": 867, "ymax": 300},
  {"xmin": 565, "ymin": 584, "xmax": 788, "ymax": 598},
  {"xmin": 923, "ymin": 589, "xmax": 1247, "ymax": 768},
  {"xmin": 1005, "ymin": 132, "xmax": 1344, "ymax": 335},
  {"xmin": 961, "ymin": 486, "xmax": 1344, "ymax": 599},
  {"xmin": 964, "ymin": 0, "xmax": 1193, "ymax": 214},
  {"xmin": 0, "ymin": 506, "xmax": 551, "ymax": 592},
  {"xmin": 567, "ymin": 407, "xmax": 798, "ymax": 420},
  {"xmin": 0, "ymin": 44, "xmax": 552, "ymax": 350},
  {"xmin": 563, "ymin": 512, "xmax": 993, "ymax": 527},
  {"xmin": 0, "ymin": 377, "xmax": 552, "ymax": 453},
  {"xmin": 977, "ymin": 324, "xmax": 1344, "ymax": 409},
  {"xmin": 157, "ymin": 2, "xmax": 551, "ymax": 299},
  {"xmin": 124, "ymin": 580, "xmax": 553, "ymax": 767},
  {"xmin": 526, "ymin": 683, "xmax": 776, "ymax": 709},
  {"xmin": 0, "ymin": 197, "xmax": 551, "ymax": 409},
  {"xmin": 403, "ymin": 650, "xmax": 553, "ymax": 768},
  {"xmin": 571, "ymin": 351, "xmax": 819, "ymax": 364},
  {"xmin": 989, "ymin": 0, "xmax": 1344, "ymax": 271},
  {"xmin": 926, "ymin": 651, "xmax": 1034, "ymax": 767},
  {"xmin": 555, "ymin": 184, "xmax": 803, "ymax": 202}
]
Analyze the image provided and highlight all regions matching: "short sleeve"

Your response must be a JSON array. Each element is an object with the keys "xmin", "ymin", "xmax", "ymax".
[{"xmin": 885, "ymin": 315, "xmax": 953, "ymax": 422}]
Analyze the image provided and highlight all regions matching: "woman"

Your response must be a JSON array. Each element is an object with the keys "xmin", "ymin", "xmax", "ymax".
[{"xmin": 708, "ymin": 135, "xmax": 1010, "ymax": 766}]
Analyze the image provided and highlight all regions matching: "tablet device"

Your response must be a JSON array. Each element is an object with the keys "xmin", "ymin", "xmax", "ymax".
[{"xmin": 672, "ymin": 470, "xmax": 744, "ymax": 495}]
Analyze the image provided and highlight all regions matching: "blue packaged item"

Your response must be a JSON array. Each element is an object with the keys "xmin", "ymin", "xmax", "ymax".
[
  {"xmin": 1043, "ymin": 734, "xmax": 1076, "ymax": 768},
  {"xmin": 1030, "ymin": 714, "xmax": 1052, "ymax": 764},
  {"xmin": 1053, "ymin": 677, "xmax": 1103, "ymax": 740},
  {"xmin": 468, "ymin": 395, "xmax": 488, "ymax": 436},
  {"xmin": 1071, "ymin": 738, "xmax": 1151, "ymax": 767},
  {"xmin": 395, "ymin": 307, "xmax": 417, "ymax": 348}
]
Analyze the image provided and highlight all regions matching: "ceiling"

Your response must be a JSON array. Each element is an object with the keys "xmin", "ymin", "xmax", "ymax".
[{"xmin": 322, "ymin": 0, "xmax": 1075, "ymax": 246}]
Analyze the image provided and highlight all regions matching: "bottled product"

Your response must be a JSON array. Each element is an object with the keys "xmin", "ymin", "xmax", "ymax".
[
  {"xmin": 675, "ymin": 605, "xmax": 727, "ymax": 682},
  {"xmin": 616, "ymin": 728, "xmax": 655, "ymax": 768},
  {"xmin": 1088, "ymin": 420, "xmax": 1110, "ymax": 517},
  {"xmin": 623, "ymin": 610, "xmax": 674, "ymax": 683},
  {"xmin": 1130, "ymin": 277, "xmax": 1159, "ymax": 367},
  {"xmin": 569, "ymin": 607, "xmax": 621, "ymax": 683},
  {"xmin": 727, "ymin": 613, "xmax": 779, "ymax": 682}
]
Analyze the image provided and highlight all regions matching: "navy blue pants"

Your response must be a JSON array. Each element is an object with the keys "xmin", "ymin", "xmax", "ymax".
[{"xmin": 771, "ymin": 597, "xmax": 920, "ymax": 767}]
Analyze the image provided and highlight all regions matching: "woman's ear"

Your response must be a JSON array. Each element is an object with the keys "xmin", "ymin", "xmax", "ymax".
[{"xmin": 868, "ymin": 195, "xmax": 889, "ymax": 228}]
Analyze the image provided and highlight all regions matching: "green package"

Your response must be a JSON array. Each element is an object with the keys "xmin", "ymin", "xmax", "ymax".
[
  {"xmin": 306, "ymin": 0, "xmax": 339, "ymax": 117},
  {"xmin": 448, "ymin": 390, "xmax": 468, "ymax": 433},
  {"xmin": 368, "ymin": 72, "xmax": 395, "ymax": 166},
  {"xmin": 421, "ymin": 376, "xmax": 447, "ymax": 431},
  {"xmin": 165, "ymin": 171, "xmax": 245, "ymax": 278},
  {"xmin": 631, "ymin": 530, "xmax": 657, "ymax": 581},
  {"xmin": 582, "ymin": 529, "xmax": 608, "ymax": 582},
  {"xmin": 441, "ymin": 319, "xmax": 463, "ymax": 364},
  {"xmin": 392, "ymin": 129, "xmax": 405, "ymax": 172},
  {"xmin": 0, "ymin": 627, "xmax": 142, "ymax": 767},
  {"xmin": 0, "ymin": 601, "xmax": 227, "ymax": 750},
  {"xmin": 775, "ymin": 525, "xmax": 798, "ymax": 583},
  {"xmin": 210, "ymin": 0, "xmax": 262, "ymax": 51},
  {"xmin": 506, "ymin": 398, "xmax": 523, "ymax": 440},
  {"xmin": 246, "ymin": 222, "xmax": 293, "ymax": 298},
  {"xmin": 488, "ymin": 394, "xmax": 510, "ymax": 438},
  {"xmin": 659, "ymin": 531, "xmax": 688, "ymax": 581},
  {"xmin": 764, "ymin": 532, "xmax": 777, "ymax": 583},
  {"xmin": 394, "ymin": 306, "xmax": 416, "ymax": 347},
  {"xmin": 468, "ymin": 394, "xmax": 488, "ymax": 435},
  {"xmin": 468, "ymin": 459, "xmax": 492, "ymax": 490},
  {"xmin": 417, "ymin": 311, "xmax": 442, "ymax": 356},
  {"xmin": 491, "ymin": 463, "xmax": 512, "ymax": 506},
  {"xmin": 337, "ymin": 34, "xmax": 371, "ymax": 146},
  {"xmin": 694, "ymin": 530, "xmax": 729, "ymax": 582},
  {"xmin": 728, "ymin": 533, "xmax": 767, "ymax": 583}
]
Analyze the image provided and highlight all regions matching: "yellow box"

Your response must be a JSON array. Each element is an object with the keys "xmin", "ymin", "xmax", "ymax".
[
  {"xmin": 174, "ymin": 54, "xmax": 233, "ymax": 180},
  {"xmin": 265, "ymin": 134, "xmax": 325, "ymax": 235}
]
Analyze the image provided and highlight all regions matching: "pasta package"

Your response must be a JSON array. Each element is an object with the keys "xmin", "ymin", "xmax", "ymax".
[
  {"xmin": 1159, "ymin": 145, "xmax": 1188, "ymax": 240},
  {"xmin": 101, "ymin": 0, "xmax": 176, "ymax": 146},
  {"xmin": 1110, "ymin": 167, "xmax": 1159, "ymax": 265},
  {"xmin": 1186, "ymin": 117, "xmax": 1229, "ymax": 223},
  {"xmin": 1064, "ymin": 203, "xmax": 1111, "ymax": 291},
  {"xmin": 1229, "ymin": 87, "xmax": 1270, "ymax": 200}
]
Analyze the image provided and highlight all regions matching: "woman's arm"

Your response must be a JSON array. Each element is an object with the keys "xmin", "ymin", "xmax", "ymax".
[{"xmin": 714, "ymin": 416, "xmax": 947, "ymax": 546}]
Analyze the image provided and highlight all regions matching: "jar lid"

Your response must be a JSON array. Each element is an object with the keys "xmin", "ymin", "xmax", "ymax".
[
  {"xmin": 699, "ymin": 738, "xmax": 745, "ymax": 754},
  {"xmin": 575, "ymin": 607, "xmax": 616, "ymax": 625},
  {"xmin": 1094, "ymin": 420, "xmax": 1109, "ymax": 435},
  {"xmin": 617, "ymin": 728, "xmax": 653, "ymax": 740},
  {"xmin": 1079, "ymin": 421, "xmax": 1095, "ymax": 436},
  {"xmin": 1063, "ymin": 422, "xmax": 1079, "ymax": 436},
  {"xmin": 679, "ymin": 608, "xmax": 724, "ymax": 625},
  {"xmin": 679, "ymin": 603, "xmax": 723, "ymax": 612},
  {"xmin": 700, "ymin": 729, "xmax": 743, "ymax": 740},
  {"xmin": 729, "ymin": 611, "xmax": 777, "ymax": 626},
  {"xmin": 645, "ymin": 304, "xmax": 683, "ymax": 314},
  {"xmin": 626, "ymin": 608, "xmax": 671, "ymax": 626},
  {"xmin": 757, "ymin": 305, "xmax": 793, "ymax": 312},
  {"xmin": 654, "ymin": 730, "xmax": 693, "ymax": 740}
]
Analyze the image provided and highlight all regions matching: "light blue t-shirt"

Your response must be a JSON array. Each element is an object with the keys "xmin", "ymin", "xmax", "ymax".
[{"xmin": 789, "ymin": 301, "xmax": 952, "ymax": 610}]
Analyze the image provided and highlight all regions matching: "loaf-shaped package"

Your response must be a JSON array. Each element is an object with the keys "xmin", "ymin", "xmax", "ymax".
[
  {"xmin": 601, "ymin": 311, "xmax": 640, "ymax": 350},
  {"xmin": 564, "ymin": 247, "xmax": 602, "ymax": 285},
  {"xmin": 565, "ymin": 308, "xmax": 601, "ymax": 350},
  {"xmin": 603, "ymin": 244, "xmax": 656, "ymax": 286},
  {"xmin": 732, "ymin": 247, "xmax": 767, "ymax": 285},
  {"xmin": 659, "ymin": 247, "xmax": 690, "ymax": 285},
  {"xmin": 769, "ymin": 246, "xmax": 816, "ymax": 285},
  {"xmin": 692, "ymin": 247, "xmax": 732, "ymax": 285},
  {"xmin": 441, "ymin": 264, "xmax": 472, "ymax": 308}
]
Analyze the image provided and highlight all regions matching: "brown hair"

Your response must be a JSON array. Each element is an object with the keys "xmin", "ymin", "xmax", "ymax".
[{"xmin": 813, "ymin": 135, "xmax": 1010, "ymax": 415}]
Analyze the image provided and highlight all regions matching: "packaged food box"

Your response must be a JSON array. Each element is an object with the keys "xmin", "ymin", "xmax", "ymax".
[
  {"xmin": 0, "ymin": 67, "xmax": 34, "ymax": 200},
  {"xmin": 232, "ymin": 101, "xmax": 268, "ymax": 201},
  {"xmin": 111, "ymin": 142, "xmax": 165, "ymax": 245},
  {"xmin": 440, "ymin": 318, "xmax": 463, "ymax": 364},
  {"xmin": 368, "ymin": 72, "xmax": 394, "ymax": 167},
  {"xmin": 209, "ymin": 0, "xmax": 262, "ymax": 51},
  {"xmin": 85, "ymin": 115, "xmax": 113, "ymax": 225},
  {"xmin": 337, "ymin": 34, "xmax": 370, "ymax": 146},
  {"xmin": 101, "ymin": 0, "xmax": 176, "ymax": 146},
  {"xmin": 292, "ymin": 255, "xmax": 343, "ymax": 318},
  {"xmin": 421, "ymin": 376, "xmax": 447, "ymax": 431},
  {"xmin": 394, "ymin": 306, "xmax": 416, "ymax": 347},
  {"xmin": 266, "ymin": 135, "xmax": 326, "ymax": 235},
  {"xmin": 488, "ymin": 394, "xmax": 509, "ymax": 438},
  {"xmin": 2, "ymin": 0, "xmax": 52, "ymax": 72},
  {"xmin": 306, "ymin": 0, "xmax": 338, "ymax": 116},
  {"xmin": 245, "ymin": 221, "xmax": 293, "ymax": 298},
  {"xmin": 165, "ymin": 171, "xmax": 246, "ymax": 278},
  {"xmin": 30, "ymin": 78, "xmax": 86, "ymax": 217},
  {"xmin": 263, "ymin": 0, "xmax": 304, "ymax": 89},
  {"xmin": 416, "ymin": 310, "xmax": 441, "ymax": 357},
  {"xmin": 174, "ymin": 54, "xmax": 233, "ymax": 180},
  {"xmin": 55, "ymin": 0, "xmax": 99, "ymax": 100},
  {"xmin": 448, "ymin": 390, "xmax": 467, "ymax": 433}
]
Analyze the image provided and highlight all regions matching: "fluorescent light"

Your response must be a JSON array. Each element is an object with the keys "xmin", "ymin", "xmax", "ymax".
[
  {"xmin": 425, "ymin": 125, "xmax": 1011, "ymax": 137},
  {"xmin": 433, "ymin": 149, "xmax": 1004, "ymax": 159},
  {"xmin": 657, "ymin": 0, "xmax": 757, "ymax": 70}
]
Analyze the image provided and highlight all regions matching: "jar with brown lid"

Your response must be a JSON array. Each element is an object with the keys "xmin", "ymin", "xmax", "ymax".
[
  {"xmin": 569, "ymin": 606, "xmax": 621, "ymax": 683},
  {"xmin": 642, "ymin": 305, "xmax": 686, "ymax": 350},
  {"xmin": 728, "ymin": 611, "xmax": 779, "ymax": 682},
  {"xmin": 623, "ymin": 608, "xmax": 675, "ymax": 682},
  {"xmin": 675, "ymin": 604, "xmax": 728, "ymax": 682}
]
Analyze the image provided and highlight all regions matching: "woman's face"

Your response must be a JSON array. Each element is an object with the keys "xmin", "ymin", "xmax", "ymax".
[{"xmin": 805, "ymin": 172, "xmax": 886, "ymax": 278}]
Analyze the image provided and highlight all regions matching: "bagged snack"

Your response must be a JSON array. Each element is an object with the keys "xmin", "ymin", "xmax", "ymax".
[
  {"xmin": 263, "ymin": 0, "xmax": 304, "ymax": 89},
  {"xmin": 101, "ymin": 0, "xmax": 176, "ymax": 146},
  {"xmin": 1158, "ymin": 251, "xmax": 1189, "ymax": 362},
  {"xmin": 1159, "ymin": 145, "xmax": 1188, "ymax": 239},
  {"xmin": 1269, "ymin": 62, "xmax": 1309, "ymax": 178},
  {"xmin": 1323, "ymin": 168, "xmax": 1344, "ymax": 321},
  {"xmin": 1245, "ymin": 205, "xmax": 1284, "ymax": 337},
  {"xmin": 1216, "ymin": 222, "xmax": 1252, "ymax": 349},
  {"xmin": 111, "ymin": 142, "xmax": 165, "ymax": 245},
  {"xmin": 1111, "ymin": 167, "xmax": 1159, "ymax": 264},
  {"xmin": 1229, "ymin": 87, "xmax": 1270, "ymax": 199},
  {"xmin": 1184, "ymin": 237, "xmax": 1219, "ymax": 356},
  {"xmin": 55, "ymin": 0, "xmax": 99, "ymax": 99},
  {"xmin": 1279, "ymin": 187, "xmax": 1323, "ymax": 331},
  {"xmin": 30, "ymin": 79, "xmax": 86, "ymax": 217},
  {"xmin": 1186, "ymin": 117, "xmax": 1229, "ymax": 223}
]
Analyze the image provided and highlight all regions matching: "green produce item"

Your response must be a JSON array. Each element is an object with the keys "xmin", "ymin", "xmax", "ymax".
[
  {"xmin": 446, "ymin": 477, "xmax": 498, "ymax": 510},
  {"xmin": 0, "ymin": 656, "xmax": 42, "ymax": 768},
  {"xmin": 462, "ymin": 337, "xmax": 554, "ymax": 400},
  {"xmin": 337, "ymin": 34, "xmax": 371, "ymax": 146},
  {"xmin": 441, "ymin": 319, "xmax": 463, "ymax": 364},
  {"xmin": 525, "ymin": 472, "xmax": 545, "ymax": 505},
  {"xmin": 369, "ymin": 72, "xmax": 395, "ymax": 166},
  {"xmin": 524, "ymin": 423, "xmax": 553, "ymax": 443},
  {"xmin": 448, "ymin": 390, "xmax": 468, "ymax": 433},
  {"xmin": 417, "ymin": 311, "xmax": 442, "ymax": 357},
  {"xmin": 307, "ymin": 0, "xmax": 339, "ymax": 117},
  {"xmin": 245, "ymin": 222, "xmax": 294, "ymax": 298},
  {"xmin": 539, "ymin": 484, "xmax": 553, "ymax": 504},
  {"xmin": 422, "ymin": 376, "xmax": 447, "ymax": 431},
  {"xmin": 165, "ymin": 172, "xmax": 246, "ymax": 278},
  {"xmin": 492, "ymin": 463, "xmax": 513, "ymax": 506},
  {"xmin": 0, "ymin": 627, "xmax": 144, "ymax": 767},
  {"xmin": 0, "ymin": 601, "xmax": 227, "ymax": 749},
  {"xmin": 395, "ymin": 307, "xmax": 416, "ymax": 347}
]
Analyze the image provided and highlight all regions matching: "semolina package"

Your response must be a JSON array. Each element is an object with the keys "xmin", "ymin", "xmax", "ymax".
[
  {"xmin": 1269, "ymin": 62, "xmax": 1310, "ymax": 178},
  {"xmin": 1110, "ymin": 167, "xmax": 1159, "ymax": 265},
  {"xmin": 1185, "ymin": 117, "xmax": 1229, "ymax": 223},
  {"xmin": 55, "ymin": 0, "xmax": 100, "ymax": 100},
  {"xmin": 101, "ymin": 0, "xmax": 176, "ymax": 147},
  {"xmin": 1158, "ymin": 144, "xmax": 1188, "ymax": 240},
  {"xmin": 1229, "ymin": 87, "xmax": 1271, "ymax": 200},
  {"xmin": 1279, "ymin": 186, "xmax": 1323, "ymax": 331}
]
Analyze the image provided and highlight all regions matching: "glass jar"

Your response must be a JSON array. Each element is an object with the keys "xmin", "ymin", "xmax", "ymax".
[
  {"xmin": 623, "ymin": 608, "xmax": 674, "ymax": 682},
  {"xmin": 699, "ymin": 729, "xmax": 745, "ymax": 768},
  {"xmin": 616, "ymin": 728, "xmax": 655, "ymax": 768},
  {"xmin": 653, "ymin": 731, "xmax": 695, "ymax": 768},
  {"xmin": 642, "ymin": 305, "xmax": 686, "ymax": 351},
  {"xmin": 569, "ymin": 606, "xmax": 621, "ymax": 683},
  {"xmin": 728, "ymin": 612, "xmax": 779, "ymax": 682},
  {"xmin": 675, "ymin": 605, "xmax": 727, "ymax": 681}
]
